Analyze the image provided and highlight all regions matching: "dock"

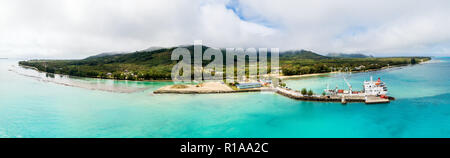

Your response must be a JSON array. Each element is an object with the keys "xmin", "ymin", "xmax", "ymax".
[
  {"xmin": 153, "ymin": 82, "xmax": 275, "ymax": 94},
  {"xmin": 154, "ymin": 86, "xmax": 393, "ymax": 104},
  {"xmin": 153, "ymin": 80, "xmax": 393, "ymax": 104},
  {"xmin": 365, "ymin": 96, "xmax": 390, "ymax": 104},
  {"xmin": 275, "ymin": 87, "xmax": 392, "ymax": 104},
  {"xmin": 153, "ymin": 87, "xmax": 273, "ymax": 94}
]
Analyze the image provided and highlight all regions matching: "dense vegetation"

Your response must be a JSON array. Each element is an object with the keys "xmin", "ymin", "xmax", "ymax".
[
  {"xmin": 280, "ymin": 56, "xmax": 430, "ymax": 75},
  {"xmin": 19, "ymin": 45, "xmax": 431, "ymax": 81}
]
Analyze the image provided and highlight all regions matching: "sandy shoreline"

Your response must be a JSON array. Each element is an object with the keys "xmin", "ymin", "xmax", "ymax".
[
  {"xmin": 11, "ymin": 65, "xmax": 148, "ymax": 93},
  {"xmin": 278, "ymin": 72, "xmax": 338, "ymax": 80},
  {"xmin": 279, "ymin": 59, "xmax": 433, "ymax": 80}
]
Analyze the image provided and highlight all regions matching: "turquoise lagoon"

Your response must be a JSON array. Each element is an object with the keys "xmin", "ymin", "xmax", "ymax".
[{"xmin": 0, "ymin": 58, "xmax": 449, "ymax": 138}]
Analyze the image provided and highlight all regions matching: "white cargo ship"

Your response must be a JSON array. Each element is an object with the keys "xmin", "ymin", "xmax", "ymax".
[
  {"xmin": 363, "ymin": 76, "xmax": 388, "ymax": 96},
  {"xmin": 324, "ymin": 76, "xmax": 390, "ymax": 101}
]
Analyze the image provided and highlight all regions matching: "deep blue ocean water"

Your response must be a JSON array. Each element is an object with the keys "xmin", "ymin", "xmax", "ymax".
[{"xmin": 0, "ymin": 58, "xmax": 449, "ymax": 138}]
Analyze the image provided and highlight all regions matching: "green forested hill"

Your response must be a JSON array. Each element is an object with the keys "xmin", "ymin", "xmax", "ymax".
[
  {"xmin": 19, "ymin": 45, "xmax": 431, "ymax": 80},
  {"xmin": 280, "ymin": 50, "xmax": 330, "ymax": 59}
]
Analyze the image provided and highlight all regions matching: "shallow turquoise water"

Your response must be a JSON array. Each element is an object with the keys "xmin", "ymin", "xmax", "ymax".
[{"xmin": 0, "ymin": 58, "xmax": 449, "ymax": 138}]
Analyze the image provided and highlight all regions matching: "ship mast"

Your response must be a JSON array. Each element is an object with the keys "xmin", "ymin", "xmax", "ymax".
[{"xmin": 344, "ymin": 77, "xmax": 352, "ymax": 93}]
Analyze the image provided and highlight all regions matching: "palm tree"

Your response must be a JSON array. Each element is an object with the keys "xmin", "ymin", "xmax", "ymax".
[{"xmin": 301, "ymin": 88, "xmax": 307, "ymax": 95}]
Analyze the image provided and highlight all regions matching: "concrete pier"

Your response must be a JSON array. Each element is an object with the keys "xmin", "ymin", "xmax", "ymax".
[
  {"xmin": 341, "ymin": 96, "xmax": 347, "ymax": 104},
  {"xmin": 154, "ymin": 85, "xmax": 393, "ymax": 104},
  {"xmin": 275, "ymin": 87, "xmax": 392, "ymax": 104},
  {"xmin": 365, "ymin": 96, "xmax": 390, "ymax": 104}
]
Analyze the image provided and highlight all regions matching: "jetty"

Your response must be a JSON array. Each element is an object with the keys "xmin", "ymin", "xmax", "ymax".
[
  {"xmin": 153, "ymin": 82, "xmax": 274, "ymax": 94},
  {"xmin": 153, "ymin": 76, "xmax": 394, "ymax": 104},
  {"xmin": 365, "ymin": 96, "xmax": 391, "ymax": 104},
  {"xmin": 154, "ymin": 83, "xmax": 393, "ymax": 104},
  {"xmin": 275, "ymin": 87, "xmax": 392, "ymax": 104},
  {"xmin": 275, "ymin": 76, "xmax": 394, "ymax": 104}
]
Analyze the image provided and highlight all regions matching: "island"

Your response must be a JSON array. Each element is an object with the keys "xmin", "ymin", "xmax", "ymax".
[
  {"xmin": 18, "ymin": 45, "xmax": 431, "ymax": 81},
  {"xmin": 17, "ymin": 45, "xmax": 430, "ymax": 104}
]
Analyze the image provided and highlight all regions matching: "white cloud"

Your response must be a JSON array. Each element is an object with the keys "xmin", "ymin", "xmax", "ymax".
[
  {"xmin": 0, "ymin": 0, "xmax": 449, "ymax": 58},
  {"xmin": 237, "ymin": 0, "xmax": 450, "ymax": 56}
]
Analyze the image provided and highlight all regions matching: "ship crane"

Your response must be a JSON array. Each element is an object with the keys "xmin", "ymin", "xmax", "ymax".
[{"xmin": 344, "ymin": 77, "xmax": 352, "ymax": 94}]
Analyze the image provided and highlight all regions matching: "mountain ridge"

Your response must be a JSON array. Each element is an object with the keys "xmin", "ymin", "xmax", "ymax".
[
  {"xmin": 327, "ymin": 53, "xmax": 373, "ymax": 58},
  {"xmin": 85, "ymin": 45, "xmax": 327, "ymax": 60}
]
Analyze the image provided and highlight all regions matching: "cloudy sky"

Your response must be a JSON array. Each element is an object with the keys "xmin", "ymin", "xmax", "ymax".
[{"xmin": 1, "ymin": 0, "xmax": 450, "ymax": 59}]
